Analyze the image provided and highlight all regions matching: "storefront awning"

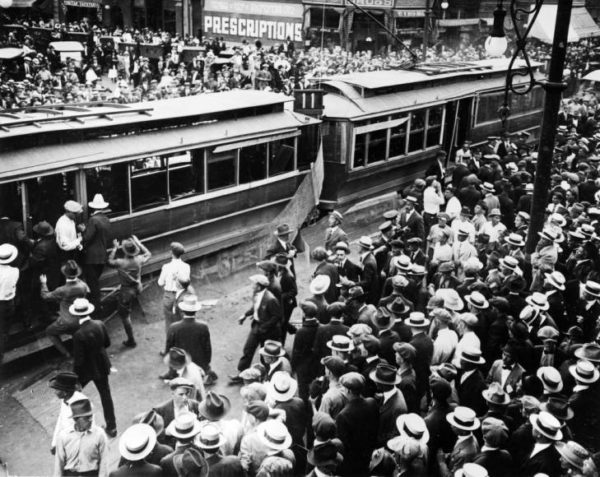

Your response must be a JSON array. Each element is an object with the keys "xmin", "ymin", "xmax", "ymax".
[
  {"xmin": 528, "ymin": 6, "xmax": 600, "ymax": 43},
  {"xmin": 438, "ymin": 18, "xmax": 481, "ymax": 27},
  {"xmin": 10, "ymin": 0, "xmax": 36, "ymax": 7}
]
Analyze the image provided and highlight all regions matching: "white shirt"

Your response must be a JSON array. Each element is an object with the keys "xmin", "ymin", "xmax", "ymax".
[
  {"xmin": 423, "ymin": 186, "xmax": 445, "ymax": 215},
  {"xmin": 480, "ymin": 220, "xmax": 507, "ymax": 243},
  {"xmin": 0, "ymin": 264, "xmax": 19, "ymax": 301},
  {"xmin": 501, "ymin": 367, "xmax": 512, "ymax": 388},
  {"xmin": 55, "ymin": 214, "xmax": 81, "ymax": 251},
  {"xmin": 253, "ymin": 289, "xmax": 266, "ymax": 322},
  {"xmin": 382, "ymin": 388, "xmax": 397, "ymax": 404},
  {"xmin": 445, "ymin": 196, "xmax": 462, "ymax": 220},
  {"xmin": 51, "ymin": 390, "xmax": 88, "ymax": 448},
  {"xmin": 455, "ymin": 149, "xmax": 472, "ymax": 164},
  {"xmin": 460, "ymin": 369, "xmax": 476, "ymax": 384},
  {"xmin": 530, "ymin": 442, "xmax": 551, "ymax": 457},
  {"xmin": 158, "ymin": 258, "xmax": 191, "ymax": 292},
  {"xmin": 453, "ymin": 240, "xmax": 477, "ymax": 265},
  {"xmin": 453, "ymin": 331, "xmax": 481, "ymax": 368},
  {"xmin": 451, "ymin": 219, "xmax": 476, "ymax": 243},
  {"xmin": 432, "ymin": 328, "xmax": 458, "ymax": 365}
]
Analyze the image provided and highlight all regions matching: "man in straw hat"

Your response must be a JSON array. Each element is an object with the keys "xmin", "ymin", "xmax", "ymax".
[
  {"xmin": 80, "ymin": 193, "xmax": 112, "ymax": 315},
  {"xmin": 71, "ymin": 297, "xmax": 117, "ymax": 439},
  {"xmin": 0, "ymin": 243, "xmax": 19, "ymax": 362},
  {"xmin": 530, "ymin": 228, "xmax": 559, "ymax": 292},
  {"xmin": 407, "ymin": 311, "xmax": 433, "ymax": 405},
  {"xmin": 160, "ymin": 411, "xmax": 206, "ymax": 477},
  {"xmin": 108, "ymin": 235, "xmax": 152, "ymax": 347},
  {"xmin": 194, "ymin": 423, "xmax": 243, "ymax": 476},
  {"xmin": 441, "ymin": 406, "xmax": 481, "ymax": 475},
  {"xmin": 325, "ymin": 210, "xmax": 347, "ymax": 252},
  {"xmin": 197, "ymin": 391, "xmax": 242, "ymax": 456},
  {"xmin": 55, "ymin": 199, "xmax": 83, "ymax": 263},
  {"xmin": 110, "ymin": 424, "xmax": 162, "ymax": 477},
  {"xmin": 456, "ymin": 346, "xmax": 487, "ymax": 417},
  {"xmin": 520, "ymin": 411, "xmax": 562, "ymax": 476},
  {"xmin": 240, "ymin": 419, "xmax": 294, "ymax": 476},
  {"xmin": 41, "ymin": 259, "xmax": 90, "ymax": 358},
  {"xmin": 568, "ymin": 359, "xmax": 600, "ymax": 453},
  {"xmin": 355, "ymin": 235, "xmax": 380, "ymax": 305},
  {"xmin": 54, "ymin": 398, "xmax": 108, "ymax": 477},
  {"xmin": 49, "ymin": 371, "xmax": 87, "ymax": 455},
  {"xmin": 230, "ymin": 274, "xmax": 282, "ymax": 384}
]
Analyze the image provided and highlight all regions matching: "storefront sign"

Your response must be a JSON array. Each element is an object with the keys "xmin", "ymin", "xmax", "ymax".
[
  {"xmin": 394, "ymin": 9, "xmax": 425, "ymax": 16},
  {"xmin": 303, "ymin": 0, "xmax": 393, "ymax": 7},
  {"xmin": 63, "ymin": 0, "xmax": 101, "ymax": 7},
  {"xmin": 204, "ymin": 0, "xmax": 304, "ymax": 42}
]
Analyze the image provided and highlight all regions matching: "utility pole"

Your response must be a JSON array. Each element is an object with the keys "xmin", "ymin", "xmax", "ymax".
[
  {"xmin": 525, "ymin": 0, "xmax": 573, "ymax": 253},
  {"xmin": 422, "ymin": 0, "xmax": 431, "ymax": 60}
]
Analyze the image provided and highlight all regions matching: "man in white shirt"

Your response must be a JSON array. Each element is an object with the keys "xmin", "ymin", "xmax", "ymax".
[
  {"xmin": 444, "ymin": 186, "xmax": 462, "ymax": 221},
  {"xmin": 0, "ymin": 243, "xmax": 19, "ymax": 362},
  {"xmin": 451, "ymin": 207, "xmax": 476, "ymax": 243},
  {"xmin": 157, "ymin": 242, "xmax": 191, "ymax": 344},
  {"xmin": 55, "ymin": 200, "xmax": 83, "ymax": 262},
  {"xmin": 479, "ymin": 209, "xmax": 507, "ymax": 243},
  {"xmin": 423, "ymin": 177, "xmax": 445, "ymax": 233},
  {"xmin": 49, "ymin": 371, "xmax": 88, "ymax": 454},
  {"xmin": 455, "ymin": 141, "xmax": 472, "ymax": 165}
]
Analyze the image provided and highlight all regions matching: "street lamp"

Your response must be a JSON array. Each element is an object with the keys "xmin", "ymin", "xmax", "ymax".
[
  {"xmin": 441, "ymin": 1, "xmax": 448, "ymax": 20},
  {"xmin": 484, "ymin": 3, "xmax": 508, "ymax": 57}
]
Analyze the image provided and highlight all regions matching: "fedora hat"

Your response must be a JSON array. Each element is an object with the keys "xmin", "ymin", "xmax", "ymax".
[
  {"xmin": 122, "ymin": 238, "xmax": 140, "ymax": 256},
  {"xmin": 133, "ymin": 410, "xmax": 164, "ymax": 437},
  {"xmin": 273, "ymin": 253, "xmax": 290, "ymax": 268},
  {"xmin": 409, "ymin": 264, "xmax": 427, "ymax": 276},
  {"xmin": 268, "ymin": 371, "xmax": 298, "ymax": 402},
  {"xmin": 61, "ymin": 259, "xmax": 82, "ymax": 279},
  {"xmin": 88, "ymin": 193, "xmax": 109, "ymax": 209},
  {"xmin": 569, "ymin": 359, "xmax": 600, "ymax": 384},
  {"xmin": 310, "ymin": 275, "xmax": 331, "ymax": 295},
  {"xmin": 583, "ymin": 280, "xmax": 600, "ymax": 298},
  {"xmin": 308, "ymin": 440, "xmax": 343, "ymax": 468},
  {"xmin": 347, "ymin": 286, "xmax": 365, "ymax": 300},
  {"xmin": 330, "ymin": 211, "xmax": 343, "ymax": 222},
  {"xmin": 195, "ymin": 423, "xmax": 226, "ymax": 450},
  {"xmin": 525, "ymin": 292, "xmax": 550, "ymax": 311},
  {"xmin": 119, "ymin": 424, "xmax": 156, "ymax": 461},
  {"xmin": 405, "ymin": 311, "xmax": 430, "ymax": 329},
  {"xmin": 446, "ymin": 406, "xmax": 480, "ymax": 431},
  {"xmin": 259, "ymin": 340, "xmax": 285, "ymax": 358},
  {"xmin": 371, "ymin": 307, "xmax": 392, "ymax": 330},
  {"xmin": 482, "ymin": 383, "xmax": 510, "ymax": 406},
  {"xmin": 436, "ymin": 289, "xmax": 464, "ymax": 311},
  {"xmin": 257, "ymin": 420, "xmax": 292, "ymax": 452},
  {"xmin": 396, "ymin": 413, "xmax": 429, "ymax": 444},
  {"xmin": 257, "ymin": 260, "xmax": 278, "ymax": 274},
  {"xmin": 49, "ymin": 371, "xmax": 79, "ymax": 392},
  {"xmin": 0, "ymin": 243, "xmax": 18, "ymax": 265},
  {"xmin": 545, "ymin": 271, "xmax": 566, "ymax": 291},
  {"xmin": 64, "ymin": 200, "xmax": 83, "ymax": 214},
  {"xmin": 556, "ymin": 441, "xmax": 590, "ymax": 471},
  {"xmin": 529, "ymin": 411, "xmax": 563, "ymax": 441},
  {"xmin": 574, "ymin": 343, "xmax": 600, "ymax": 363},
  {"xmin": 32, "ymin": 221, "xmax": 54, "ymax": 237},
  {"xmin": 165, "ymin": 348, "xmax": 190, "ymax": 370},
  {"xmin": 549, "ymin": 213, "xmax": 566, "ymax": 227},
  {"xmin": 461, "ymin": 347, "xmax": 485, "ymax": 365},
  {"xmin": 540, "ymin": 396, "xmax": 574, "ymax": 422},
  {"xmin": 166, "ymin": 412, "xmax": 202, "ymax": 440},
  {"xmin": 465, "ymin": 291, "xmax": 489, "ymax": 310},
  {"xmin": 178, "ymin": 295, "xmax": 202, "ymax": 313},
  {"xmin": 69, "ymin": 297, "xmax": 95, "ymax": 316},
  {"xmin": 334, "ymin": 241, "xmax": 350, "ymax": 254},
  {"xmin": 538, "ymin": 228, "xmax": 558, "ymax": 242},
  {"xmin": 369, "ymin": 363, "xmax": 401, "ymax": 386},
  {"xmin": 536, "ymin": 366, "xmax": 563, "ymax": 393},
  {"xmin": 70, "ymin": 399, "xmax": 93, "ymax": 419},
  {"xmin": 249, "ymin": 274, "xmax": 269, "ymax": 287},
  {"xmin": 388, "ymin": 297, "xmax": 410, "ymax": 316},
  {"xmin": 488, "ymin": 208, "xmax": 502, "ymax": 217},
  {"xmin": 327, "ymin": 334, "xmax": 355, "ymax": 352},
  {"xmin": 537, "ymin": 325, "xmax": 559, "ymax": 343},
  {"xmin": 505, "ymin": 233, "xmax": 525, "ymax": 247},
  {"xmin": 358, "ymin": 236, "xmax": 374, "ymax": 250},
  {"xmin": 274, "ymin": 223, "xmax": 293, "ymax": 236},
  {"xmin": 199, "ymin": 392, "xmax": 231, "ymax": 420}
]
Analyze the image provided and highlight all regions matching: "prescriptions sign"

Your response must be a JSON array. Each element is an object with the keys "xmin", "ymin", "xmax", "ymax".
[{"xmin": 203, "ymin": 0, "xmax": 304, "ymax": 43}]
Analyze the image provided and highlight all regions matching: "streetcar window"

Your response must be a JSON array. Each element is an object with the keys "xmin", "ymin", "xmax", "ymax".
[
  {"xmin": 130, "ymin": 157, "xmax": 168, "ymax": 212},
  {"xmin": 408, "ymin": 110, "xmax": 425, "ymax": 152},
  {"xmin": 354, "ymin": 133, "xmax": 367, "ymax": 168},
  {"xmin": 0, "ymin": 182, "xmax": 24, "ymax": 225},
  {"xmin": 207, "ymin": 150, "xmax": 237, "ymax": 191},
  {"xmin": 269, "ymin": 138, "xmax": 295, "ymax": 176},
  {"xmin": 85, "ymin": 164, "xmax": 130, "ymax": 217},
  {"xmin": 476, "ymin": 92, "xmax": 502, "ymax": 124},
  {"xmin": 239, "ymin": 144, "xmax": 267, "ymax": 184},
  {"xmin": 427, "ymin": 106, "xmax": 443, "ymax": 148},
  {"xmin": 389, "ymin": 121, "xmax": 407, "ymax": 158},
  {"xmin": 169, "ymin": 150, "xmax": 204, "ymax": 199},
  {"xmin": 367, "ymin": 129, "xmax": 387, "ymax": 165},
  {"xmin": 25, "ymin": 172, "xmax": 77, "ymax": 226}
]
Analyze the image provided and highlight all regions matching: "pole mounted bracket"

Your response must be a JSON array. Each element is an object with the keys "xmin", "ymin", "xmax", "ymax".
[{"xmin": 538, "ymin": 79, "xmax": 568, "ymax": 91}]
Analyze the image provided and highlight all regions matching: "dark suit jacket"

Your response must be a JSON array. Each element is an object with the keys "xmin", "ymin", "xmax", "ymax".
[
  {"xmin": 205, "ymin": 453, "xmax": 244, "ymax": 477},
  {"xmin": 291, "ymin": 319, "xmax": 320, "ymax": 381},
  {"xmin": 244, "ymin": 289, "xmax": 282, "ymax": 337},
  {"xmin": 425, "ymin": 404, "xmax": 456, "ymax": 455},
  {"xmin": 426, "ymin": 159, "xmax": 445, "ymax": 181},
  {"xmin": 507, "ymin": 422, "xmax": 534, "ymax": 467},
  {"xmin": 569, "ymin": 385, "xmax": 600, "ymax": 453},
  {"xmin": 474, "ymin": 449, "xmax": 514, "ymax": 477},
  {"xmin": 160, "ymin": 444, "xmax": 205, "ymax": 477},
  {"xmin": 448, "ymin": 434, "xmax": 479, "ymax": 474},
  {"xmin": 377, "ymin": 389, "xmax": 407, "ymax": 446},
  {"xmin": 336, "ymin": 397, "xmax": 379, "ymax": 476},
  {"xmin": 82, "ymin": 212, "xmax": 112, "ymax": 265},
  {"xmin": 166, "ymin": 318, "xmax": 211, "ymax": 370},
  {"xmin": 274, "ymin": 397, "xmax": 307, "ymax": 449},
  {"xmin": 409, "ymin": 332, "xmax": 434, "ymax": 399},
  {"xmin": 29, "ymin": 236, "xmax": 61, "ymax": 289},
  {"xmin": 313, "ymin": 320, "xmax": 349, "ymax": 360},
  {"xmin": 358, "ymin": 252, "xmax": 380, "ymax": 304},
  {"xmin": 546, "ymin": 291, "xmax": 566, "ymax": 331},
  {"xmin": 109, "ymin": 461, "xmax": 163, "ymax": 477},
  {"xmin": 520, "ymin": 445, "xmax": 561, "ymax": 477},
  {"xmin": 399, "ymin": 211, "xmax": 425, "ymax": 241},
  {"xmin": 457, "ymin": 369, "xmax": 487, "ymax": 417},
  {"xmin": 73, "ymin": 318, "xmax": 111, "ymax": 384},
  {"xmin": 378, "ymin": 328, "xmax": 400, "ymax": 366},
  {"xmin": 153, "ymin": 399, "xmax": 201, "ymax": 431},
  {"xmin": 279, "ymin": 268, "xmax": 297, "ymax": 320},
  {"xmin": 325, "ymin": 226, "xmax": 348, "ymax": 252},
  {"xmin": 338, "ymin": 258, "xmax": 361, "ymax": 283},
  {"xmin": 313, "ymin": 261, "xmax": 339, "ymax": 304},
  {"xmin": 265, "ymin": 239, "xmax": 295, "ymax": 276}
]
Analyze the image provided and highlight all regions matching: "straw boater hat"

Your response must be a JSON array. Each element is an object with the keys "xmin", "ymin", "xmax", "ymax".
[
  {"xmin": 525, "ymin": 292, "xmax": 550, "ymax": 311},
  {"xmin": 446, "ymin": 406, "xmax": 480, "ymax": 431},
  {"xmin": 358, "ymin": 236, "xmax": 374, "ymax": 250},
  {"xmin": 395, "ymin": 413, "xmax": 429, "ymax": 444},
  {"xmin": 529, "ymin": 411, "xmax": 563, "ymax": 441},
  {"xmin": 166, "ymin": 412, "xmax": 202, "ymax": 440},
  {"xmin": 64, "ymin": 200, "xmax": 83, "ymax": 214},
  {"xmin": 574, "ymin": 343, "xmax": 600, "ymax": 364},
  {"xmin": 327, "ymin": 335, "xmax": 355, "ymax": 352},
  {"xmin": 259, "ymin": 340, "xmax": 285, "ymax": 358},
  {"xmin": 460, "ymin": 347, "xmax": 485, "ymax": 366},
  {"xmin": 119, "ymin": 424, "xmax": 156, "ymax": 461},
  {"xmin": 330, "ymin": 211, "xmax": 343, "ymax": 222},
  {"xmin": 195, "ymin": 423, "xmax": 226, "ymax": 450},
  {"xmin": 455, "ymin": 463, "xmax": 489, "ymax": 477},
  {"xmin": 178, "ymin": 295, "xmax": 202, "ymax": 313},
  {"xmin": 569, "ymin": 359, "xmax": 600, "ymax": 384},
  {"xmin": 69, "ymin": 297, "xmax": 95, "ymax": 316},
  {"xmin": 268, "ymin": 371, "xmax": 298, "ymax": 402},
  {"xmin": 556, "ymin": 441, "xmax": 591, "ymax": 471},
  {"xmin": 538, "ymin": 228, "xmax": 558, "ymax": 242},
  {"xmin": 310, "ymin": 275, "xmax": 331, "ymax": 295},
  {"xmin": 481, "ymin": 182, "xmax": 495, "ymax": 193},
  {"xmin": 505, "ymin": 233, "xmax": 525, "ymax": 247},
  {"xmin": 583, "ymin": 280, "xmax": 600, "ymax": 298},
  {"xmin": 536, "ymin": 366, "xmax": 563, "ymax": 393},
  {"xmin": 334, "ymin": 241, "xmax": 350, "ymax": 254},
  {"xmin": 405, "ymin": 311, "xmax": 430, "ymax": 329},
  {"xmin": 545, "ymin": 271, "xmax": 566, "ymax": 291},
  {"xmin": 464, "ymin": 291, "xmax": 489, "ymax": 310},
  {"xmin": 257, "ymin": 420, "xmax": 292, "ymax": 453},
  {"xmin": 498, "ymin": 256, "xmax": 519, "ymax": 272},
  {"xmin": 0, "ymin": 243, "xmax": 18, "ymax": 265},
  {"xmin": 88, "ymin": 193, "xmax": 109, "ymax": 209},
  {"xmin": 482, "ymin": 383, "xmax": 510, "ymax": 406}
]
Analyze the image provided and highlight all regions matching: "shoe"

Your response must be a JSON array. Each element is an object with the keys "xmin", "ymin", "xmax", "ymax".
[
  {"xmin": 204, "ymin": 373, "xmax": 218, "ymax": 387},
  {"xmin": 104, "ymin": 427, "xmax": 117, "ymax": 438},
  {"xmin": 122, "ymin": 340, "xmax": 137, "ymax": 348},
  {"xmin": 159, "ymin": 350, "xmax": 167, "ymax": 357},
  {"xmin": 228, "ymin": 374, "xmax": 243, "ymax": 384},
  {"xmin": 159, "ymin": 370, "xmax": 177, "ymax": 380}
]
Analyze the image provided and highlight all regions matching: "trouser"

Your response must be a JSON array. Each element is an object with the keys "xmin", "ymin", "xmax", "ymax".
[
  {"xmin": 237, "ymin": 325, "xmax": 279, "ymax": 372},
  {"xmin": 82, "ymin": 374, "xmax": 116, "ymax": 431},
  {"xmin": 63, "ymin": 470, "xmax": 98, "ymax": 476},
  {"xmin": 162, "ymin": 291, "xmax": 177, "ymax": 340},
  {"xmin": 0, "ymin": 299, "xmax": 15, "ymax": 362},
  {"xmin": 423, "ymin": 212, "xmax": 437, "ymax": 236},
  {"xmin": 83, "ymin": 264, "xmax": 104, "ymax": 315}
]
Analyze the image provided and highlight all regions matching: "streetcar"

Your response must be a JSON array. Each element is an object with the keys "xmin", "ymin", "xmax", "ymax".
[{"xmin": 311, "ymin": 59, "xmax": 545, "ymax": 208}]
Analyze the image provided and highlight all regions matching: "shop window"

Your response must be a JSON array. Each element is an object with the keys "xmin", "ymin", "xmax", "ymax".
[
  {"xmin": 239, "ymin": 144, "xmax": 267, "ymax": 184},
  {"xmin": 25, "ymin": 172, "xmax": 77, "ymax": 226},
  {"xmin": 311, "ymin": 8, "xmax": 340, "ymax": 29},
  {"xmin": 427, "ymin": 106, "xmax": 443, "ymax": 148},
  {"xmin": 130, "ymin": 156, "xmax": 168, "ymax": 212},
  {"xmin": 354, "ymin": 133, "xmax": 367, "ymax": 168},
  {"xmin": 85, "ymin": 164, "xmax": 130, "ymax": 217},
  {"xmin": 389, "ymin": 121, "xmax": 407, "ymax": 158},
  {"xmin": 0, "ymin": 182, "xmax": 24, "ymax": 223},
  {"xmin": 207, "ymin": 150, "xmax": 237, "ymax": 191},
  {"xmin": 269, "ymin": 138, "xmax": 295, "ymax": 176},
  {"xmin": 408, "ymin": 110, "xmax": 425, "ymax": 152},
  {"xmin": 169, "ymin": 150, "xmax": 205, "ymax": 199},
  {"xmin": 367, "ymin": 129, "xmax": 387, "ymax": 165}
]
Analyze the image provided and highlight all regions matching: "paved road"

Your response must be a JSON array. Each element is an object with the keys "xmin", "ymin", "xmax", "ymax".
[{"xmin": 0, "ymin": 210, "xmax": 382, "ymax": 476}]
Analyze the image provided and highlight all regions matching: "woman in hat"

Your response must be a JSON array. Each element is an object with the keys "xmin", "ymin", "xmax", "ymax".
[{"xmin": 108, "ymin": 235, "xmax": 152, "ymax": 347}]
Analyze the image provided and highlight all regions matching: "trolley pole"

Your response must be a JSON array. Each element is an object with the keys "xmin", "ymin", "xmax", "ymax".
[
  {"xmin": 422, "ymin": 0, "xmax": 431, "ymax": 60},
  {"xmin": 525, "ymin": 0, "xmax": 573, "ymax": 254}
]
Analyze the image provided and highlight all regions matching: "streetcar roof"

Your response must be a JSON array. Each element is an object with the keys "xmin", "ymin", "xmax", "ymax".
[
  {"xmin": 0, "ymin": 90, "xmax": 291, "ymax": 138},
  {"xmin": 0, "ymin": 110, "xmax": 319, "ymax": 181}
]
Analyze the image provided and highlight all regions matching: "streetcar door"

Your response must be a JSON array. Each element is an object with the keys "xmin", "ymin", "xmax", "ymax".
[{"xmin": 444, "ymin": 97, "xmax": 473, "ymax": 162}]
